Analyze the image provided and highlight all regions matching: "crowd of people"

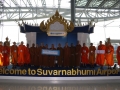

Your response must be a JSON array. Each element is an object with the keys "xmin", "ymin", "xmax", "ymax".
[{"xmin": 0, "ymin": 37, "xmax": 120, "ymax": 69}]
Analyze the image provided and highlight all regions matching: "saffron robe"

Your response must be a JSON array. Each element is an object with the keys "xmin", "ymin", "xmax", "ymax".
[
  {"xmin": 42, "ymin": 47, "xmax": 49, "ymax": 67},
  {"xmin": 18, "ymin": 45, "xmax": 26, "ymax": 65},
  {"xmin": 81, "ymin": 46, "xmax": 89, "ymax": 64},
  {"xmin": 38, "ymin": 46, "xmax": 44, "ymax": 66},
  {"xmin": 11, "ymin": 45, "xmax": 18, "ymax": 65},
  {"xmin": 34, "ymin": 47, "xmax": 39, "ymax": 66},
  {"xmin": 96, "ymin": 45, "xmax": 106, "ymax": 66},
  {"xmin": 57, "ymin": 47, "xmax": 63, "ymax": 66},
  {"xmin": 4, "ymin": 41, "xmax": 10, "ymax": 46},
  {"xmin": 105, "ymin": 45, "xmax": 114, "ymax": 66},
  {"xmin": 70, "ymin": 46, "xmax": 76, "ymax": 67},
  {"xmin": 89, "ymin": 46, "xmax": 96, "ymax": 65},
  {"xmin": 49, "ymin": 48, "xmax": 56, "ymax": 67},
  {"xmin": 117, "ymin": 46, "xmax": 120, "ymax": 65},
  {"xmin": 0, "ymin": 45, "xmax": 3, "ymax": 66},
  {"xmin": 75, "ymin": 44, "xmax": 81, "ymax": 66},
  {"xmin": 2, "ymin": 46, "xmax": 10, "ymax": 66},
  {"xmin": 110, "ymin": 45, "xmax": 114, "ymax": 64},
  {"xmin": 25, "ymin": 47, "xmax": 31, "ymax": 64},
  {"xmin": 30, "ymin": 46, "xmax": 36, "ymax": 65},
  {"xmin": 63, "ymin": 46, "xmax": 70, "ymax": 67}
]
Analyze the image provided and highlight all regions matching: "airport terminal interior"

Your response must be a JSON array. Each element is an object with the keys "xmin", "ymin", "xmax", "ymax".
[{"xmin": 0, "ymin": 0, "xmax": 120, "ymax": 89}]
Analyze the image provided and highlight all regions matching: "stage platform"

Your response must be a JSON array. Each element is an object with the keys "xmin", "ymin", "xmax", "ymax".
[
  {"xmin": 0, "ymin": 76, "xmax": 120, "ymax": 84},
  {"xmin": 0, "ymin": 80, "xmax": 120, "ymax": 90},
  {"xmin": 0, "ymin": 63, "xmax": 120, "ymax": 84}
]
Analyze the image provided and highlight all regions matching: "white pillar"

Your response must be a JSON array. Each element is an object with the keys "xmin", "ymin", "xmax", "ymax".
[
  {"xmin": 77, "ymin": 33, "xmax": 90, "ymax": 47},
  {"xmin": 26, "ymin": 32, "xmax": 36, "ymax": 47}
]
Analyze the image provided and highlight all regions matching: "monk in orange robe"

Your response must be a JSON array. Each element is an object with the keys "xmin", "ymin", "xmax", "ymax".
[
  {"xmin": 70, "ymin": 43, "xmax": 75, "ymax": 67},
  {"xmin": 34, "ymin": 44, "xmax": 40, "ymax": 67},
  {"xmin": 42, "ymin": 44, "xmax": 49, "ymax": 67},
  {"xmin": 57, "ymin": 43, "xmax": 63, "ymax": 67},
  {"xmin": 4, "ymin": 37, "xmax": 10, "ymax": 47},
  {"xmin": 25, "ymin": 44, "xmax": 31, "ymax": 66},
  {"xmin": 110, "ymin": 42, "xmax": 114, "ymax": 62},
  {"xmin": 0, "ymin": 42, "xmax": 3, "ymax": 67},
  {"xmin": 11, "ymin": 42, "xmax": 18, "ymax": 68},
  {"xmin": 116, "ymin": 43, "xmax": 120, "ymax": 68},
  {"xmin": 30, "ymin": 43, "xmax": 36, "ymax": 66},
  {"xmin": 2, "ymin": 42, "xmax": 10, "ymax": 68},
  {"xmin": 89, "ymin": 43, "xmax": 96, "ymax": 68},
  {"xmin": 38, "ymin": 43, "xmax": 44, "ymax": 67},
  {"xmin": 81, "ymin": 43, "xmax": 89, "ymax": 67},
  {"xmin": 75, "ymin": 41, "xmax": 81, "ymax": 67},
  {"xmin": 63, "ymin": 42, "xmax": 70, "ymax": 67},
  {"xmin": 105, "ymin": 42, "xmax": 114, "ymax": 69},
  {"xmin": 18, "ymin": 41, "xmax": 26, "ymax": 66},
  {"xmin": 96, "ymin": 41, "xmax": 106, "ymax": 69},
  {"xmin": 49, "ymin": 44, "xmax": 56, "ymax": 67}
]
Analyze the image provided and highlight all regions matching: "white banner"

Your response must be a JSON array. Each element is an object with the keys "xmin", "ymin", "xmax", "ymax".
[{"xmin": 95, "ymin": 50, "xmax": 105, "ymax": 54}]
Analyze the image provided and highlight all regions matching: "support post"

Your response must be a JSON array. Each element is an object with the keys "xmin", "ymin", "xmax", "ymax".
[{"xmin": 71, "ymin": 0, "xmax": 75, "ymax": 25}]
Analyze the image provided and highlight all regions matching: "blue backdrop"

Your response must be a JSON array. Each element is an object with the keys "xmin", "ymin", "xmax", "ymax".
[
  {"xmin": 36, "ymin": 33, "xmax": 77, "ymax": 48},
  {"xmin": 19, "ymin": 24, "xmax": 94, "ymax": 48}
]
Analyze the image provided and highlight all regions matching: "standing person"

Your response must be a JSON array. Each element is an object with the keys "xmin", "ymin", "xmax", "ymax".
[
  {"xmin": 2, "ymin": 42, "xmax": 10, "ymax": 68},
  {"xmin": 63, "ymin": 42, "xmax": 70, "ymax": 67},
  {"xmin": 57, "ymin": 43, "xmax": 63, "ymax": 67},
  {"xmin": 81, "ymin": 43, "xmax": 89, "ymax": 67},
  {"xmin": 34, "ymin": 44, "xmax": 39, "ymax": 67},
  {"xmin": 49, "ymin": 44, "xmax": 56, "ymax": 67},
  {"xmin": 110, "ymin": 42, "xmax": 114, "ymax": 62},
  {"xmin": 70, "ymin": 43, "xmax": 75, "ymax": 67},
  {"xmin": 38, "ymin": 43, "xmax": 44, "ymax": 67},
  {"xmin": 3, "ymin": 37, "xmax": 10, "ymax": 67},
  {"xmin": 4, "ymin": 37, "xmax": 10, "ymax": 47},
  {"xmin": 42, "ymin": 44, "xmax": 49, "ymax": 67},
  {"xmin": 116, "ymin": 43, "xmax": 120, "ymax": 68},
  {"xmin": 11, "ymin": 42, "xmax": 18, "ymax": 68},
  {"xmin": 89, "ymin": 43, "xmax": 96, "ymax": 68},
  {"xmin": 18, "ymin": 41, "xmax": 26, "ymax": 67},
  {"xmin": 75, "ymin": 41, "xmax": 81, "ymax": 67},
  {"xmin": 30, "ymin": 43, "xmax": 36, "ymax": 66},
  {"xmin": 105, "ymin": 42, "xmax": 114, "ymax": 69},
  {"xmin": 25, "ymin": 44, "xmax": 31, "ymax": 66},
  {"xmin": 0, "ymin": 42, "xmax": 3, "ymax": 66},
  {"xmin": 96, "ymin": 41, "xmax": 106, "ymax": 69}
]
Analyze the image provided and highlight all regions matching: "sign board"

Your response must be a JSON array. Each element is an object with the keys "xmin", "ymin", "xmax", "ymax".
[{"xmin": 41, "ymin": 49, "xmax": 60, "ymax": 56}]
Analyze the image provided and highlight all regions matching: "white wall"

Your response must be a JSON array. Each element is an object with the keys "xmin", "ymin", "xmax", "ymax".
[
  {"xmin": 77, "ymin": 33, "xmax": 90, "ymax": 47},
  {"xmin": 26, "ymin": 32, "xmax": 36, "ymax": 47}
]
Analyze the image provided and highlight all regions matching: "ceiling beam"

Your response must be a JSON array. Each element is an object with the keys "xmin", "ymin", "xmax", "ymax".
[
  {"xmin": 1, "ymin": 9, "xmax": 119, "ymax": 14},
  {"xmin": 85, "ymin": 0, "xmax": 93, "ymax": 7},
  {"xmin": 75, "ymin": 6, "xmax": 120, "ymax": 10},
  {"xmin": 2, "ymin": 7, "xmax": 69, "ymax": 9},
  {"xmin": 1, "ymin": 14, "xmax": 120, "ymax": 22},
  {"xmin": 2, "ymin": 6, "xmax": 120, "ymax": 11},
  {"xmin": 41, "ymin": 0, "xmax": 46, "ymax": 7},
  {"xmin": 97, "ymin": 0, "xmax": 107, "ymax": 8},
  {"xmin": 21, "ymin": 0, "xmax": 27, "ymax": 7},
  {"xmin": 110, "ymin": 0, "xmax": 120, "ymax": 8}
]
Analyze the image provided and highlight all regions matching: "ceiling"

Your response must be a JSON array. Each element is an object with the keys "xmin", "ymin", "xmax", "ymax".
[{"xmin": 0, "ymin": 0, "xmax": 120, "ymax": 25}]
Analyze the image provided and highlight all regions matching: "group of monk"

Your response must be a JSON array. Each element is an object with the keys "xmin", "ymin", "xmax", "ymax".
[
  {"xmin": 0, "ymin": 37, "xmax": 120, "ymax": 69},
  {"xmin": 80, "ymin": 38, "xmax": 117, "ymax": 69},
  {"xmin": 0, "ymin": 37, "xmax": 81, "ymax": 68},
  {"xmin": 0, "ymin": 37, "xmax": 31, "ymax": 68}
]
